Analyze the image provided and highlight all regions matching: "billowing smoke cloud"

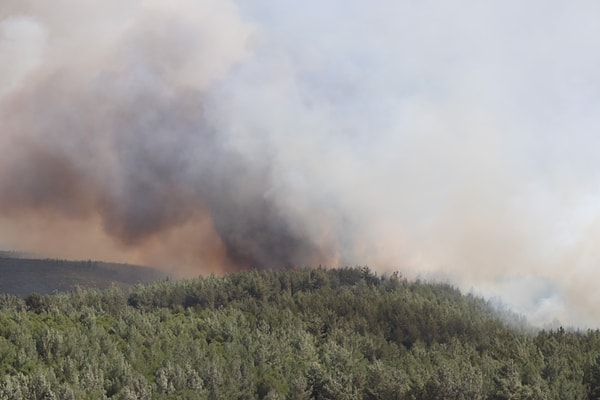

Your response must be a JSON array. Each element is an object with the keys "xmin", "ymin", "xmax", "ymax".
[
  {"xmin": 0, "ymin": 0, "xmax": 332, "ymax": 274},
  {"xmin": 2, "ymin": 0, "xmax": 600, "ymax": 326}
]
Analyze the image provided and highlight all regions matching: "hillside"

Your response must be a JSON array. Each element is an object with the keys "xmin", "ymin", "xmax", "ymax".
[
  {"xmin": 0, "ymin": 254, "xmax": 167, "ymax": 295},
  {"xmin": 1, "ymin": 267, "xmax": 600, "ymax": 399}
]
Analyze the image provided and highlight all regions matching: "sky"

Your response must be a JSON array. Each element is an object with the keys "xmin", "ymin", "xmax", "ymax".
[{"xmin": 1, "ymin": 0, "xmax": 600, "ymax": 326}]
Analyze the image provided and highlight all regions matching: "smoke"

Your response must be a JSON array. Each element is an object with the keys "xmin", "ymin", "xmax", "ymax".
[{"xmin": 2, "ymin": 0, "xmax": 600, "ymax": 326}]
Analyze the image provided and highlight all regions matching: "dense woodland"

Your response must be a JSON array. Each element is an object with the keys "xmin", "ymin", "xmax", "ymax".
[{"xmin": 1, "ymin": 266, "xmax": 600, "ymax": 399}]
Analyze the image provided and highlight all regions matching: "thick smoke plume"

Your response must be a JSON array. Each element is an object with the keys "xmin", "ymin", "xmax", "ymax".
[{"xmin": 2, "ymin": 0, "xmax": 600, "ymax": 326}]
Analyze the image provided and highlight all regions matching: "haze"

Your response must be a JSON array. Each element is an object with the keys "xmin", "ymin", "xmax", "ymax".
[{"xmin": 1, "ymin": 0, "xmax": 600, "ymax": 326}]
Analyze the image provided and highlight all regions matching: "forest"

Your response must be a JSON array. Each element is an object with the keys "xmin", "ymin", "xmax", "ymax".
[
  {"xmin": 1, "ymin": 266, "xmax": 600, "ymax": 399},
  {"xmin": 0, "ymin": 255, "xmax": 166, "ymax": 295}
]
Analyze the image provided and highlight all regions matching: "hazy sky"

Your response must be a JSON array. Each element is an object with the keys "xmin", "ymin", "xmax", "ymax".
[{"xmin": 1, "ymin": 0, "xmax": 600, "ymax": 326}]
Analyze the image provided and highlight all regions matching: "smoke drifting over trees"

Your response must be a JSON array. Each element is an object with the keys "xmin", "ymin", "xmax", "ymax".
[{"xmin": 1, "ymin": 0, "xmax": 600, "ymax": 326}]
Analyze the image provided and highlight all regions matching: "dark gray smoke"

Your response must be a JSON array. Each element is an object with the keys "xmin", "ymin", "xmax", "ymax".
[
  {"xmin": 0, "ymin": 1, "xmax": 335, "ymax": 273},
  {"xmin": 0, "ymin": 53, "xmax": 326, "ymax": 271}
]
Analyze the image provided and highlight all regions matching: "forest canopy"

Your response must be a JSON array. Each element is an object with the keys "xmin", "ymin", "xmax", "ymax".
[{"xmin": 1, "ymin": 266, "xmax": 599, "ymax": 399}]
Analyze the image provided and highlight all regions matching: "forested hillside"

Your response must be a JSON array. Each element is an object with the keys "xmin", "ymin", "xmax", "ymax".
[
  {"xmin": 0, "ymin": 255, "xmax": 167, "ymax": 295},
  {"xmin": 1, "ymin": 267, "xmax": 600, "ymax": 399}
]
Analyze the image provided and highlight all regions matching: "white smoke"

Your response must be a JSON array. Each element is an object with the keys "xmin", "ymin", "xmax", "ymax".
[{"xmin": 2, "ymin": 0, "xmax": 600, "ymax": 326}]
